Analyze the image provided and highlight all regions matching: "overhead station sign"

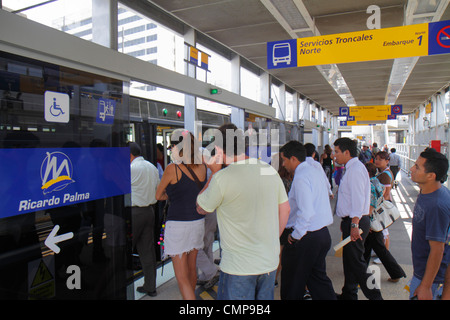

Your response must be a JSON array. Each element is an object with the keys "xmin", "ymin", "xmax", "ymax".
[
  {"xmin": 267, "ymin": 19, "xmax": 450, "ymax": 69},
  {"xmin": 339, "ymin": 105, "xmax": 403, "ymax": 126}
]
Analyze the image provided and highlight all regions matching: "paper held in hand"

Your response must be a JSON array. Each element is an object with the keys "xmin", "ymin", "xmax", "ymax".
[{"xmin": 333, "ymin": 229, "xmax": 363, "ymax": 251}]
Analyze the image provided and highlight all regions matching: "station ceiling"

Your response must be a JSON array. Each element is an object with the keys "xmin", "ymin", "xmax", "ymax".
[{"xmin": 134, "ymin": 0, "xmax": 450, "ymax": 116}]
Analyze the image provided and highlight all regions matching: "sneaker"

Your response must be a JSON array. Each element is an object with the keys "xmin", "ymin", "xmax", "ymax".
[{"xmin": 303, "ymin": 290, "xmax": 312, "ymax": 300}]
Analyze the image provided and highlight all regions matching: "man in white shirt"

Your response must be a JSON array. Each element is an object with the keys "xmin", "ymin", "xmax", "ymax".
[
  {"xmin": 333, "ymin": 138, "xmax": 383, "ymax": 300},
  {"xmin": 279, "ymin": 141, "xmax": 336, "ymax": 300},
  {"xmin": 129, "ymin": 142, "xmax": 160, "ymax": 297},
  {"xmin": 389, "ymin": 148, "xmax": 401, "ymax": 188}
]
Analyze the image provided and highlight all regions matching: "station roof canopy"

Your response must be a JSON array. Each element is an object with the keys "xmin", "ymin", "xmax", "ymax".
[{"xmin": 126, "ymin": 0, "xmax": 450, "ymax": 115}]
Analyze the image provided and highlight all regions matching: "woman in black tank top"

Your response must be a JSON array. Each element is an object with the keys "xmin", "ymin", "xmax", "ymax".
[{"xmin": 156, "ymin": 130, "xmax": 207, "ymax": 300}]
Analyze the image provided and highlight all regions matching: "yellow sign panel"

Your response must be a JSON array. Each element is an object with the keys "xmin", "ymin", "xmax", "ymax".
[
  {"xmin": 349, "ymin": 105, "xmax": 391, "ymax": 121},
  {"xmin": 296, "ymin": 23, "xmax": 428, "ymax": 67},
  {"xmin": 189, "ymin": 46, "xmax": 199, "ymax": 64}
]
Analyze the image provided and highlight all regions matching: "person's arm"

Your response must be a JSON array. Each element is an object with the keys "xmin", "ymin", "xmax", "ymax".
[
  {"xmin": 413, "ymin": 240, "xmax": 445, "ymax": 300},
  {"xmin": 196, "ymin": 172, "xmax": 223, "ymax": 215},
  {"xmin": 377, "ymin": 172, "xmax": 392, "ymax": 200},
  {"xmin": 348, "ymin": 169, "xmax": 367, "ymax": 241},
  {"xmin": 196, "ymin": 200, "xmax": 212, "ymax": 215},
  {"xmin": 278, "ymin": 201, "xmax": 290, "ymax": 237},
  {"xmin": 291, "ymin": 177, "xmax": 315, "ymax": 241},
  {"xmin": 155, "ymin": 164, "xmax": 175, "ymax": 201},
  {"xmin": 441, "ymin": 265, "xmax": 450, "ymax": 300}
]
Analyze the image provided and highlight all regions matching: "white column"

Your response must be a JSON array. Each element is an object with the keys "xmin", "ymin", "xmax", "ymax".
[
  {"xmin": 92, "ymin": 0, "xmax": 118, "ymax": 50},
  {"xmin": 184, "ymin": 28, "xmax": 197, "ymax": 135},
  {"xmin": 230, "ymin": 54, "xmax": 244, "ymax": 129},
  {"xmin": 278, "ymin": 84, "xmax": 286, "ymax": 121},
  {"xmin": 260, "ymin": 72, "xmax": 270, "ymax": 105},
  {"xmin": 292, "ymin": 92, "xmax": 299, "ymax": 122}
]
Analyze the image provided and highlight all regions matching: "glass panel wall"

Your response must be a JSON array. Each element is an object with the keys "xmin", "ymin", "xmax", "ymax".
[
  {"xmin": 241, "ymin": 67, "xmax": 260, "ymax": 102},
  {"xmin": 117, "ymin": 3, "xmax": 184, "ymax": 74},
  {"xmin": 3, "ymin": 0, "xmax": 93, "ymax": 41},
  {"xmin": 0, "ymin": 51, "xmax": 132, "ymax": 300}
]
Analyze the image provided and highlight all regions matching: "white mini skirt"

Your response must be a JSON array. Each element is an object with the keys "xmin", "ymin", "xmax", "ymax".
[{"xmin": 163, "ymin": 219, "xmax": 205, "ymax": 259}]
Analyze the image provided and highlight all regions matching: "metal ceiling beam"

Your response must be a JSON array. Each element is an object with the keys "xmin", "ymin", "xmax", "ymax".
[{"xmin": 0, "ymin": 9, "xmax": 275, "ymax": 118}]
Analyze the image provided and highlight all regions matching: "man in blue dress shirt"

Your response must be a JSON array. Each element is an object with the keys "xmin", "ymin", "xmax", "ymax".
[{"xmin": 279, "ymin": 141, "xmax": 336, "ymax": 300}]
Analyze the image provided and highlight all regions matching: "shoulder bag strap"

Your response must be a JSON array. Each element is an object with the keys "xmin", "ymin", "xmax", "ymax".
[{"xmin": 183, "ymin": 164, "xmax": 203, "ymax": 190}]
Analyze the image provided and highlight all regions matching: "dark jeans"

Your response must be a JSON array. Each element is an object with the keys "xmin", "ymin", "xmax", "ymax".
[{"xmin": 217, "ymin": 270, "xmax": 276, "ymax": 300}]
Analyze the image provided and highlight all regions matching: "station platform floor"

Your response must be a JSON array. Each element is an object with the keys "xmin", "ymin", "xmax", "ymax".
[{"xmin": 136, "ymin": 170, "xmax": 418, "ymax": 301}]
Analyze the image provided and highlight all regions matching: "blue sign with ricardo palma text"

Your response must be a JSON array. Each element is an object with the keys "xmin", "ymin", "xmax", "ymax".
[{"xmin": 0, "ymin": 147, "xmax": 131, "ymax": 219}]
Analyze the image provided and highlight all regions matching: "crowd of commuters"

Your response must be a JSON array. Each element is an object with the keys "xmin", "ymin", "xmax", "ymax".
[{"xmin": 129, "ymin": 125, "xmax": 450, "ymax": 300}]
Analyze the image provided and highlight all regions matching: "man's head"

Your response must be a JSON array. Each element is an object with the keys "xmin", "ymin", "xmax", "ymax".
[
  {"xmin": 127, "ymin": 142, "xmax": 141, "ymax": 162},
  {"xmin": 304, "ymin": 143, "xmax": 316, "ymax": 158},
  {"xmin": 362, "ymin": 143, "xmax": 369, "ymax": 151},
  {"xmin": 333, "ymin": 137, "xmax": 357, "ymax": 165},
  {"xmin": 410, "ymin": 149, "xmax": 449, "ymax": 184},
  {"xmin": 279, "ymin": 141, "xmax": 306, "ymax": 173},
  {"xmin": 214, "ymin": 123, "xmax": 246, "ymax": 160}
]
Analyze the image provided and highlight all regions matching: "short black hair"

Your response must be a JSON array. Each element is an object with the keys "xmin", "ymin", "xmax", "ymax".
[
  {"xmin": 333, "ymin": 137, "xmax": 357, "ymax": 157},
  {"xmin": 128, "ymin": 142, "xmax": 141, "ymax": 157},
  {"xmin": 280, "ymin": 140, "xmax": 306, "ymax": 163},
  {"xmin": 390, "ymin": 148, "xmax": 396, "ymax": 153},
  {"xmin": 217, "ymin": 123, "xmax": 245, "ymax": 156},
  {"xmin": 420, "ymin": 149, "xmax": 449, "ymax": 182},
  {"xmin": 304, "ymin": 143, "xmax": 316, "ymax": 157}
]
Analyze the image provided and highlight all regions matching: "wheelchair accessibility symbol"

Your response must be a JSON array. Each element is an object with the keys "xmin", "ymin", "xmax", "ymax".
[
  {"xmin": 45, "ymin": 91, "xmax": 70, "ymax": 123},
  {"xmin": 50, "ymin": 98, "xmax": 65, "ymax": 116}
]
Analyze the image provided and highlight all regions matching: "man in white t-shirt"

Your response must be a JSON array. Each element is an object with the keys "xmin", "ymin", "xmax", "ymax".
[{"xmin": 196, "ymin": 124, "xmax": 290, "ymax": 300}]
